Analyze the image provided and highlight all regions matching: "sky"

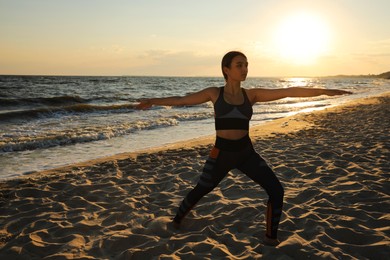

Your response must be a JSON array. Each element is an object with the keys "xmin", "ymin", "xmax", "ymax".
[{"xmin": 1, "ymin": 0, "xmax": 389, "ymax": 77}]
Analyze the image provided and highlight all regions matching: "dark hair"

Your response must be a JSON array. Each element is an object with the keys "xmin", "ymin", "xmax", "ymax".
[{"xmin": 221, "ymin": 51, "xmax": 247, "ymax": 80}]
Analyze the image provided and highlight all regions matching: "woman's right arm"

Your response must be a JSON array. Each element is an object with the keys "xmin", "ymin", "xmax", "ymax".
[{"xmin": 136, "ymin": 87, "xmax": 218, "ymax": 110}]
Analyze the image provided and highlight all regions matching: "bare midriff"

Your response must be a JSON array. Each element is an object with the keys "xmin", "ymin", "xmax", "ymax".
[{"xmin": 216, "ymin": 129, "xmax": 249, "ymax": 140}]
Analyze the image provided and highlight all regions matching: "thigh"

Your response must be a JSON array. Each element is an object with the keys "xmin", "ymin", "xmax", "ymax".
[
  {"xmin": 238, "ymin": 150, "xmax": 282, "ymax": 191},
  {"xmin": 198, "ymin": 147, "xmax": 236, "ymax": 188}
]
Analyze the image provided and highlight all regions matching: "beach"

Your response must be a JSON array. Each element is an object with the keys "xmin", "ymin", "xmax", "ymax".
[{"xmin": 0, "ymin": 93, "xmax": 389, "ymax": 259}]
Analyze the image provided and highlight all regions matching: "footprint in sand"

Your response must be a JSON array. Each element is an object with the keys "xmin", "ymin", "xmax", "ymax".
[{"xmin": 145, "ymin": 217, "xmax": 178, "ymax": 238}]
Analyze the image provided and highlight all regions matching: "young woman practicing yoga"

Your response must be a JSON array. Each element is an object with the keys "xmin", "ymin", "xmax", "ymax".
[{"xmin": 136, "ymin": 51, "xmax": 351, "ymax": 246}]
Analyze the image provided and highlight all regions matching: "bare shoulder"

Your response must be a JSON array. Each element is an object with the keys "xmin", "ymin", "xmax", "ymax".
[
  {"xmin": 202, "ymin": 86, "xmax": 220, "ymax": 102},
  {"xmin": 179, "ymin": 86, "xmax": 220, "ymax": 105},
  {"xmin": 245, "ymin": 87, "xmax": 273, "ymax": 103},
  {"xmin": 188, "ymin": 86, "xmax": 219, "ymax": 97},
  {"xmin": 204, "ymin": 86, "xmax": 220, "ymax": 94}
]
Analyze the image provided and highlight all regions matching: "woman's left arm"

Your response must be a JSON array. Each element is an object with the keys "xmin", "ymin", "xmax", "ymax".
[{"xmin": 249, "ymin": 87, "xmax": 352, "ymax": 103}]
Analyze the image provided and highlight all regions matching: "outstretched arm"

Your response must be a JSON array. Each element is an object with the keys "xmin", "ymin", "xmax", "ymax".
[
  {"xmin": 136, "ymin": 87, "xmax": 217, "ymax": 110},
  {"xmin": 249, "ymin": 87, "xmax": 352, "ymax": 103}
]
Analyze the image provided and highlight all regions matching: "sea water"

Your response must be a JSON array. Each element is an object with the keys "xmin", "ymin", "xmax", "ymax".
[{"xmin": 0, "ymin": 75, "xmax": 389, "ymax": 179}]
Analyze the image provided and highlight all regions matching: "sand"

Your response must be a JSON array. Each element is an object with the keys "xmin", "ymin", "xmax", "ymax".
[{"xmin": 1, "ymin": 93, "xmax": 389, "ymax": 259}]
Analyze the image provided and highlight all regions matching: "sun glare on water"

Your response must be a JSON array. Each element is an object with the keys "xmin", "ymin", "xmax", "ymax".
[{"xmin": 274, "ymin": 12, "xmax": 331, "ymax": 65}]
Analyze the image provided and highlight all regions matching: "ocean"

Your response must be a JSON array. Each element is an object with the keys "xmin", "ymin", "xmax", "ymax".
[{"xmin": 1, "ymin": 75, "xmax": 389, "ymax": 179}]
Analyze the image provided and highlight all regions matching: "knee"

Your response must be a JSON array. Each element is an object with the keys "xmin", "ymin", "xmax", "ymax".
[
  {"xmin": 269, "ymin": 183, "xmax": 284, "ymax": 202},
  {"xmin": 192, "ymin": 183, "xmax": 216, "ymax": 197}
]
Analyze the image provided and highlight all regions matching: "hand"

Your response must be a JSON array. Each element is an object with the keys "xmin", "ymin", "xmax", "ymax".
[
  {"xmin": 135, "ymin": 99, "xmax": 153, "ymax": 110},
  {"xmin": 325, "ymin": 89, "xmax": 352, "ymax": 96}
]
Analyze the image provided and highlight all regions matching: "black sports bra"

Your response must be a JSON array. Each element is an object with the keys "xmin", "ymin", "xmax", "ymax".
[{"xmin": 214, "ymin": 87, "xmax": 253, "ymax": 130}]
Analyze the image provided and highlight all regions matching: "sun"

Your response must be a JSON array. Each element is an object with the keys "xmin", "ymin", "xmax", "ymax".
[{"xmin": 273, "ymin": 12, "xmax": 331, "ymax": 65}]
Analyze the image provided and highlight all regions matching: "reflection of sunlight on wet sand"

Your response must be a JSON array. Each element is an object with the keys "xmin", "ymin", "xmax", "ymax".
[
  {"xmin": 282, "ymin": 100, "xmax": 332, "ymax": 114},
  {"xmin": 286, "ymin": 101, "xmax": 324, "ymax": 108},
  {"xmin": 299, "ymin": 105, "xmax": 333, "ymax": 113}
]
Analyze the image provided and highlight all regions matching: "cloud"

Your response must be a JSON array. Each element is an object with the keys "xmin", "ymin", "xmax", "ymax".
[
  {"xmin": 131, "ymin": 50, "xmax": 221, "ymax": 76},
  {"xmin": 347, "ymin": 39, "xmax": 390, "ymax": 67},
  {"xmin": 89, "ymin": 44, "xmax": 124, "ymax": 55}
]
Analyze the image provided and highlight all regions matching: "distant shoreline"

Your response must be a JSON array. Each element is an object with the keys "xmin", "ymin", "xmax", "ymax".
[{"xmin": 323, "ymin": 71, "xmax": 390, "ymax": 79}]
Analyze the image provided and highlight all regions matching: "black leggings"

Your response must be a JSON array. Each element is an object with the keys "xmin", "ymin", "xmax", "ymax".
[{"xmin": 173, "ymin": 135, "xmax": 284, "ymax": 239}]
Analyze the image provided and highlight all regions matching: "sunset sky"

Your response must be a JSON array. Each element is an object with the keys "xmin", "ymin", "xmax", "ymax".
[{"xmin": 1, "ymin": 0, "xmax": 389, "ymax": 77}]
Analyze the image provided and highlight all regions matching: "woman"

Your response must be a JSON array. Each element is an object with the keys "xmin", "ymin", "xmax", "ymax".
[{"xmin": 136, "ymin": 51, "xmax": 351, "ymax": 246}]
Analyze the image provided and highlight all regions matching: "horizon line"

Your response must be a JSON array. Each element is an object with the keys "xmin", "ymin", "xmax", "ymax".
[{"xmin": 0, "ymin": 73, "xmax": 383, "ymax": 78}]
